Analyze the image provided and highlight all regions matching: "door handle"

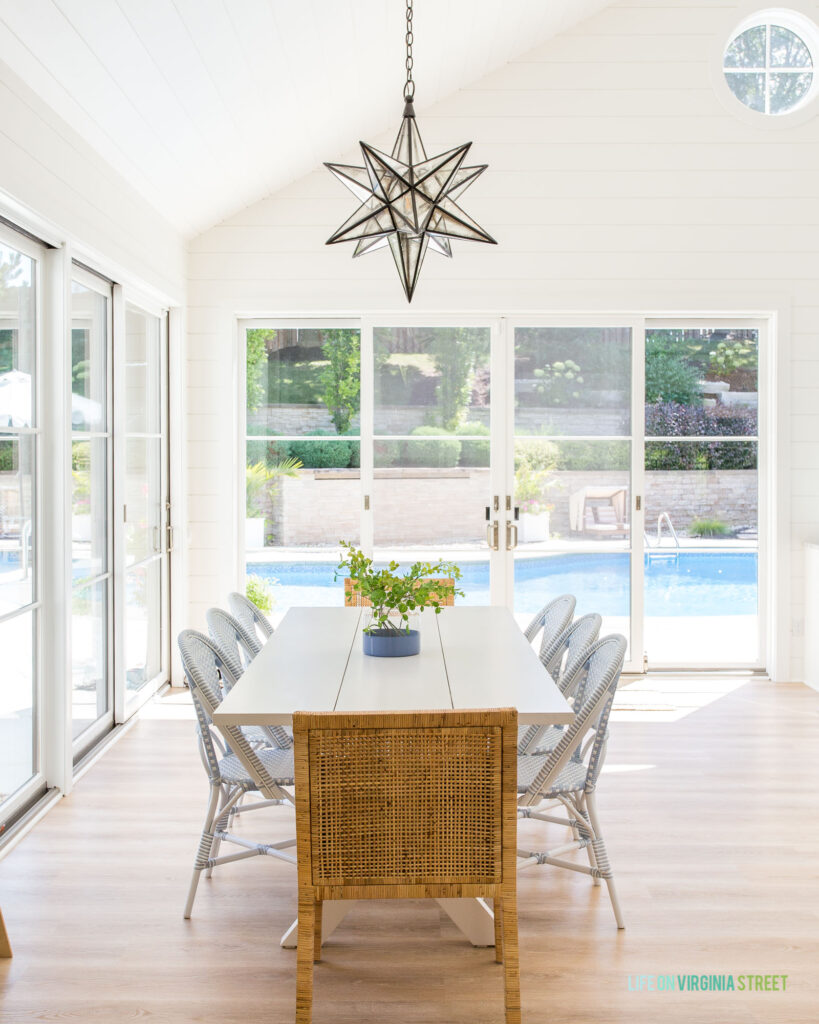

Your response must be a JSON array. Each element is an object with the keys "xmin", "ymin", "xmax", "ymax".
[
  {"xmin": 486, "ymin": 519, "xmax": 499, "ymax": 551},
  {"xmin": 506, "ymin": 521, "xmax": 518, "ymax": 550}
]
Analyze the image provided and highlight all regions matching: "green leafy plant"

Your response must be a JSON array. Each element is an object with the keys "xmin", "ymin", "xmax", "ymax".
[
  {"xmin": 428, "ymin": 328, "xmax": 489, "ymax": 430},
  {"xmin": 245, "ymin": 457, "xmax": 302, "ymax": 517},
  {"xmin": 246, "ymin": 574, "xmax": 275, "ymax": 613},
  {"xmin": 405, "ymin": 426, "xmax": 461, "ymax": 467},
  {"xmin": 245, "ymin": 328, "xmax": 271, "ymax": 414},
  {"xmin": 688, "ymin": 517, "xmax": 731, "ymax": 538},
  {"xmin": 288, "ymin": 438, "xmax": 352, "ymax": 469},
  {"xmin": 456, "ymin": 421, "xmax": 489, "ymax": 466},
  {"xmin": 708, "ymin": 339, "xmax": 756, "ymax": 379},
  {"xmin": 336, "ymin": 541, "xmax": 463, "ymax": 635},
  {"xmin": 319, "ymin": 329, "xmax": 360, "ymax": 435},
  {"xmin": 532, "ymin": 358, "xmax": 584, "ymax": 405}
]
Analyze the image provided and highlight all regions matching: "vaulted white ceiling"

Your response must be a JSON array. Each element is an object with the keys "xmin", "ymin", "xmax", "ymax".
[{"xmin": 0, "ymin": 0, "xmax": 616, "ymax": 237}]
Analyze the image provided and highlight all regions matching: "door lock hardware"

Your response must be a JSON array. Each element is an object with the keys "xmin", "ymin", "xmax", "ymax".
[
  {"xmin": 506, "ymin": 521, "xmax": 518, "ymax": 550},
  {"xmin": 486, "ymin": 519, "xmax": 500, "ymax": 551}
]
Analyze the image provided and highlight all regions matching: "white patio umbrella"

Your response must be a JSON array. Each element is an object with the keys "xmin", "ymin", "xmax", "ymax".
[{"xmin": 0, "ymin": 370, "xmax": 102, "ymax": 428}]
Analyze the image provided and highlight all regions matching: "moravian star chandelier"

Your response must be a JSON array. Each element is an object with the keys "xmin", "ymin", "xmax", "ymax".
[{"xmin": 324, "ymin": 0, "xmax": 496, "ymax": 302}]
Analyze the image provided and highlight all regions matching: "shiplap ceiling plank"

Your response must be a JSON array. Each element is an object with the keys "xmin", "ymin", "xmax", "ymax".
[{"xmin": 0, "ymin": 0, "xmax": 619, "ymax": 236}]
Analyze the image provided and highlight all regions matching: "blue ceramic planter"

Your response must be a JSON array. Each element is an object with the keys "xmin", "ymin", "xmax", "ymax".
[{"xmin": 362, "ymin": 628, "xmax": 420, "ymax": 657}]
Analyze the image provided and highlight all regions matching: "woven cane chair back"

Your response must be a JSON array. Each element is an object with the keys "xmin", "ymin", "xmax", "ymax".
[
  {"xmin": 343, "ymin": 577, "xmax": 456, "ymax": 608},
  {"xmin": 294, "ymin": 710, "xmax": 517, "ymax": 895},
  {"xmin": 545, "ymin": 613, "xmax": 603, "ymax": 691},
  {"xmin": 228, "ymin": 591, "xmax": 274, "ymax": 641},
  {"xmin": 228, "ymin": 591, "xmax": 273, "ymax": 649},
  {"xmin": 206, "ymin": 608, "xmax": 258, "ymax": 676},
  {"xmin": 523, "ymin": 594, "xmax": 576, "ymax": 645},
  {"xmin": 520, "ymin": 634, "xmax": 626, "ymax": 806},
  {"xmin": 178, "ymin": 629, "xmax": 291, "ymax": 800}
]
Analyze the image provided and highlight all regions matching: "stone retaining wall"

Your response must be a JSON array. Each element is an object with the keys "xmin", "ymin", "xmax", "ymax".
[{"xmin": 267, "ymin": 467, "xmax": 757, "ymax": 546}]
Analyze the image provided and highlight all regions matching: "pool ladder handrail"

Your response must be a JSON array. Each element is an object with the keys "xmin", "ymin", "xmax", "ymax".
[{"xmin": 644, "ymin": 511, "xmax": 680, "ymax": 554}]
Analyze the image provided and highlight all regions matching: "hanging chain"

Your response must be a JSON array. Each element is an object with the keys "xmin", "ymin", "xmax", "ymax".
[{"xmin": 404, "ymin": 0, "xmax": 415, "ymax": 101}]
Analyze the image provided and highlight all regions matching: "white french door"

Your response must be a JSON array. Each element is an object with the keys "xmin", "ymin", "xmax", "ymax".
[{"xmin": 239, "ymin": 313, "xmax": 765, "ymax": 674}]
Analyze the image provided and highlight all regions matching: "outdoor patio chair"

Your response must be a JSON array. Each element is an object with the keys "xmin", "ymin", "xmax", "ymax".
[
  {"xmin": 518, "ymin": 613, "xmax": 603, "ymax": 754},
  {"xmin": 177, "ymin": 630, "xmax": 296, "ymax": 919},
  {"xmin": 205, "ymin": 608, "xmax": 291, "ymax": 750},
  {"xmin": 228, "ymin": 591, "xmax": 274, "ymax": 649},
  {"xmin": 343, "ymin": 576, "xmax": 456, "ymax": 607},
  {"xmin": 292, "ymin": 708, "xmax": 521, "ymax": 1024},
  {"xmin": 517, "ymin": 634, "xmax": 627, "ymax": 929}
]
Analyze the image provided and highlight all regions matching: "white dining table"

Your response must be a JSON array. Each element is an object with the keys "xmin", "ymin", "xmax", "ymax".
[{"xmin": 213, "ymin": 604, "xmax": 573, "ymax": 948}]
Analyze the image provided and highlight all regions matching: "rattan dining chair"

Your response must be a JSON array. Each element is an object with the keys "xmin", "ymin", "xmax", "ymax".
[
  {"xmin": 517, "ymin": 634, "xmax": 627, "ymax": 929},
  {"xmin": 205, "ymin": 607, "xmax": 291, "ymax": 750},
  {"xmin": 293, "ymin": 709, "xmax": 521, "ymax": 1024},
  {"xmin": 518, "ymin": 613, "xmax": 603, "ymax": 754},
  {"xmin": 228, "ymin": 591, "xmax": 274, "ymax": 650},
  {"xmin": 343, "ymin": 576, "xmax": 456, "ymax": 607},
  {"xmin": 178, "ymin": 630, "xmax": 297, "ymax": 919}
]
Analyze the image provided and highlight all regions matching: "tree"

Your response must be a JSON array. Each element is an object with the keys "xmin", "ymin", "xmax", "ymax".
[
  {"xmin": 428, "ymin": 328, "xmax": 489, "ymax": 431},
  {"xmin": 245, "ymin": 328, "xmax": 271, "ymax": 414},
  {"xmin": 319, "ymin": 329, "xmax": 360, "ymax": 435}
]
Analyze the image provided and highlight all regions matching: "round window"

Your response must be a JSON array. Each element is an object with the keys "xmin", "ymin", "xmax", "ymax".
[{"xmin": 723, "ymin": 11, "xmax": 819, "ymax": 115}]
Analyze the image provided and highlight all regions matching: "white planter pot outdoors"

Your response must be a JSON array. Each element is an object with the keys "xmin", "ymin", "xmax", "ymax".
[
  {"xmin": 245, "ymin": 517, "xmax": 266, "ymax": 549},
  {"xmin": 519, "ymin": 511, "xmax": 550, "ymax": 543}
]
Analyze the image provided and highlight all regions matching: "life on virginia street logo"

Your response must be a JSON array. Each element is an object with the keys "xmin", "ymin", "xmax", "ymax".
[{"xmin": 627, "ymin": 974, "xmax": 788, "ymax": 993}]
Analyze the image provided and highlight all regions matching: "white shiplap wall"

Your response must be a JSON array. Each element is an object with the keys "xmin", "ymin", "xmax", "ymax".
[
  {"xmin": 186, "ymin": 0, "xmax": 819, "ymax": 681},
  {"xmin": 0, "ymin": 57, "xmax": 185, "ymax": 299}
]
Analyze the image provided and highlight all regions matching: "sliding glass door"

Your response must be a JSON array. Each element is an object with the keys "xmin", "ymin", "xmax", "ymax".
[{"xmin": 0, "ymin": 226, "xmax": 44, "ymax": 819}]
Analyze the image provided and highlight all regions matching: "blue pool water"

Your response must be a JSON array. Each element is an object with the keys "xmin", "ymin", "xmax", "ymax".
[{"xmin": 247, "ymin": 551, "xmax": 758, "ymax": 618}]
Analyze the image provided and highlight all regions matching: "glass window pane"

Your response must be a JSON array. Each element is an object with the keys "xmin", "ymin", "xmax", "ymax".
[
  {"xmin": 246, "ymin": 327, "xmax": 360, "ymax": 437},
  {"xmin": 125, "ymin": 307, "xmax": 161, "ymax": 434},
  {"xmin": 124, "ymin": 438, "xmax": 161, "ymax": 566},
  {"xmin": 372, "ymin": 439, "xmax": 490, "ymax": 605},
  {"xmin": 0, "ymin": 243, "xmax": 36, "ymax": 429},
  {"xmin": 769, "ymin": 70, "xmax": 813, "ymax": 112},
  {"xmin": 125, "ymin": 561, "xmax": 162, "ymax": 697},
  {"xmin": 0, "ymin": 434, "xmax": 34, "ymax": 614},
  {"xmin": 724, "ymin": 25, "xmax": 766, "ymax": 67},
  {"xmin": 770, "ymin": 25, "xmax": 812, "ymax": 67},
  {"xmin": 374, "ymin": 326, "xmax": 490, "ymax": 435},
  {"xmin": 71, "ymin": 581, "xmax": 108, "ymax": 739},
  {"xmin": 725, "ymin": 72, "xmax": 766, "ymax": 111},
  {"xmin": 644, "ymin": 441, "xmax": 758, "ymax": 664},
  {"xmin": 515, "ymin": 327, "xmax": 631, "ymax": 437},
  {"xmin": 0, "ymin": 610, "xmax": 35, "ymax": 802},
  {"xmin": 244, "ymin": 439, "xmax": 360, "ymax": 618},
  {"xmin": 71, "ymin": 283, "xmax": 107, "ymax": 432},
  {"xmin": 645, "ymin": 329, "xmax": 757, "ymax": 437},
  {"xmin": 72, "ymin": 438, "xmax": 107, "ymax": 583}
]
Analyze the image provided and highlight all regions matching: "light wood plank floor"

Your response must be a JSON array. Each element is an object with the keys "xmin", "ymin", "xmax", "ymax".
[{"xmin": 1, "ymin": 678, "xmax": 817, "ymax": 1023}]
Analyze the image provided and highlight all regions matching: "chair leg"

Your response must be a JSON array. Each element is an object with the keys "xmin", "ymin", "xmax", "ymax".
[
  {"xmin": 585, "ymin": 790, "xmax": 625, "ymax": 929},
  {"xmin": 296, "ymin": 892, "xmax": 316, "ymax": 1024},
  {"xmin": 576, "ymin": 795, "xmax": 600, "ymax": 886},
  {"xmin": 493, "ymin": 897, "xmax": 503, "ymax": 963},
  {"xmin": 313, "ymin": 899, "xmax": 323, "ymax": 962},
  {"xmin": 206, "ymin": 785, "xmax": 231, "ymax": 879},
  {"xmin": 184, "ymin": 784, "xmax": 221, "ymax": 919},
  {"xmin": 500, "ymin": 892, "xmax": 521, "ymax": 1024}
]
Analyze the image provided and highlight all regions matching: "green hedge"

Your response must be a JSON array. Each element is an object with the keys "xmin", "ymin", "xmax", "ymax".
[
  {"xmin": 404, "ymin": 426, "xmax": 462, "ymax": 467},
  {"xmin": 456, "ymin": 421, "xmax": 489, "ymax": 466}
]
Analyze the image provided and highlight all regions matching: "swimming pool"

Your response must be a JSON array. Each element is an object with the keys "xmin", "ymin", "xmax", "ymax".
[{"xmin": 247, "ymin": 551, "xmax": 758, "ymax": 618}]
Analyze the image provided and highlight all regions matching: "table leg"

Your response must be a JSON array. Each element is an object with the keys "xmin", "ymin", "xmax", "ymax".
[
  {"xmin": 280, "ymin": 900, "xmax": 350, "ymax": 949},
  {"xmin": 436, "ymin": 897, "xmax": 496, "ymax": 946}
]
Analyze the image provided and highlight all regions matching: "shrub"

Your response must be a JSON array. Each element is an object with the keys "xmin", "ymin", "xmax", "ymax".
[
  {"xmin": 0, "ymin": 440, "xmax": 15, "ymax": 472},
  {"xmin": 514, "ymin": 438, "xmax": 558, "ymax": 473},
  {"xmin": 405, "ymin": 426, "xmax": 461, "ymax": 468},
  {"xmin": 645, "ymin": 349, "xmax": 702, "ymax": 406},
  {"xmin": 456, "ymin": 421, "xmax": 489, "ymax": 466},
  {"xmin": 348, "ymin": 441, "xmax": 361, "ymax": 468},
  {"xmin": 553, "ymin": 439, "xmax": 629, "ymax": 471},
  {"xmin": 645, "ymin": 402, "xmax": 757, "ymax": 438},
  {"xmin": 374, "ymin": 440, "xmax": 402, "ymax": 467},
  {"xmin": 288, "ymin": 438, "xmax": 352, "ymax": 469},
  {"xmin": 246, "ymin": 439, "xmax": 291, "ymax": 467},
  {"xmin": 688, "ymin": 518, "xmax": 731, "ymax": 538},
  {"xmin": 246, "ymin": 574, "xmax": 275, "ymax": 613}
]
